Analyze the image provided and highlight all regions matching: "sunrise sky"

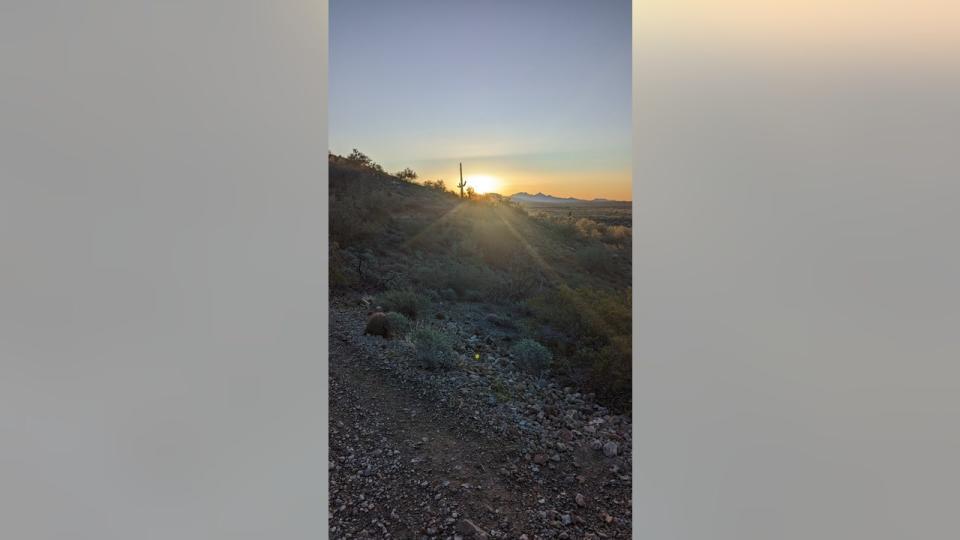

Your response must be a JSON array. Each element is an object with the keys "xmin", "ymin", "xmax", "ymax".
[{"xmin": 329, "ymin": 0, "xmax": 631, "ymax": 201}]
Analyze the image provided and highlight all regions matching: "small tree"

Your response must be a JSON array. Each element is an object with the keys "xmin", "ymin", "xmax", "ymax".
[
  {"xmin": 423, "ymin": 179, "xmax": 448, "ymax": 193},
  {"xmin": 347, "ymin": 148, "xmax": 371, "ymax": 166},
  {"xmin": 395, "ymin": 168, "xmax": 418, "ymax": 182},
  {"xmin": 466, "ymin": 186, "xmax": 476, "ymax": 199}
]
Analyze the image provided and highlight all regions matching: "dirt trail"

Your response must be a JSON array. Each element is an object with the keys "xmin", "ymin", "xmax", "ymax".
[{"xmin": 329, "ymin": 301, "xmax": 632, "ymax": 539}]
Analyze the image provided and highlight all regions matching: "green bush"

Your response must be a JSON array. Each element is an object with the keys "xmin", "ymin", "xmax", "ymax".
[
  {"xmin": 412, "ymin": 327, "xmax": 456, "ymax": 370},
  {"xmin": 511, "ymin": 339, "xmax": 552, "ymax": 373},
  {"xmin": 377, "ymin": 289, "xmax": 428, "ymax": 319},
  {"xmin": 384, "ymin": 312, "xmax": 411, "ymax": 337}
]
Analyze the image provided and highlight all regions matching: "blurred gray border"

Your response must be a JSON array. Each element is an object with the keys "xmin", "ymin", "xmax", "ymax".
[
  {"xmin": 631, "ymin": 5, "xmax": 959, "ymax": 539},
  {"xmin": 1, "ymin": 2, "xmax": 330, "ymax": 538}
]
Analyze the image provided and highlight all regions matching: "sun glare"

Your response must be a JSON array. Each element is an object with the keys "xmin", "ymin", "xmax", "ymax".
[{"xmin": 466, "ymin": 174, "xmax": 500, "ymax": 194}]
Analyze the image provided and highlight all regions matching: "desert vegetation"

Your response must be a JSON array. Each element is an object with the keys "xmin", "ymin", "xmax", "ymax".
[{"xmin": 329, "ymin": 150, "xmax": 632, "ymax": 409}]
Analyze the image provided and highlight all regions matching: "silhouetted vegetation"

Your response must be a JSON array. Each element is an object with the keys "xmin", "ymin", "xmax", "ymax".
[{"xmin": 395, "ymin": 167, "xmax": 418, "ymax": 182}]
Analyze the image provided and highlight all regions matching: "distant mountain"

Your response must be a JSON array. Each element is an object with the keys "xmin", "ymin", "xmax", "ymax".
[{"xmin": 510, "ymin": 192, "xmax": 628, "ymax": 204}]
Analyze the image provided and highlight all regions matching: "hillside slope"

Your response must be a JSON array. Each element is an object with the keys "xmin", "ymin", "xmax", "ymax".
[{"xmin": 328, "ymin": 154, "xmax": 633, "ymax": 537}]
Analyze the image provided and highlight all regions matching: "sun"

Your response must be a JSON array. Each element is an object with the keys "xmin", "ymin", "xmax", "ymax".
[{"xmin": 466, "ymin": 174, "xmax": 501, "ymax": 194}]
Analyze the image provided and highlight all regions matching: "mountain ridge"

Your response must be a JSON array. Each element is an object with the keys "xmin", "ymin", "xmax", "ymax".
[{"xmin": 509, "ymin": 191, "xmax": 629, "ymax": 204}]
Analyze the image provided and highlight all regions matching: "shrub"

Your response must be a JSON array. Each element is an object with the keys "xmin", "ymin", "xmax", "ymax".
[
  {"xmin": 575, "ymin": 218, "xmax": 603, "ymax": 239},
  {"xmin": 329, "ymin": 189, "xmax": 391, "ymax": 248},
  {"xmin": 576, "ymin": 337, "xmax": 631, "ymax": 406},
  {"xmin": 511, "ymin": 339, "xmax": 552, "ymax": 373},
  {"xmin": 423, "ymin": 179, "xmax": 449, "ymax": 193},
  {"xmin": 576, "ymin": 243, "xmax": 609, "ymax": 272},
  {"xmin": 346, "ymin": 148, "xmax": 372, "ymax": 166},
  {"xmin": 378, "ymin": 289, "xmax": 428, "ymax": 319},
  {"xmin": 439, "ymin": 288, "xmax": 457, "ymax": 301},
  {"xmin": 604, "ymin": 225, "xmax": 631, "ymax": 245},
  {"xmin": 412, "ymin": 327, "xmax": 456, "ymax": 370},
  {"xmin": 364, "ymin": 312, "xmax": 390, "ymax": 337},
  {"xmin": 395, "ymin": 167, "xmax": 418, "ymax": 182},
  {"xmin": 329, "ymin": 242, "xmax": 358, "ymax": 289},
  {"xmin": 384, "ymin": 312, "xmax": 411, "ymax": 337}
]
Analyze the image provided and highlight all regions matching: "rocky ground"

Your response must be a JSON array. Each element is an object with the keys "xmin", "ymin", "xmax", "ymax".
[{"xmin": 329, "ymin": 296, "xmax": 633, "ymax": 539}]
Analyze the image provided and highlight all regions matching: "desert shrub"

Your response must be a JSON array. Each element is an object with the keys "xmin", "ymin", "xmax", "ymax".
[
  {"xmin": 511, "ymin": 339, "xmax": 552, "ymax": 373},
  {"xmin": 576, "ymin": 243, "xmax": 609, "ymax": 272},
  {"xmin": 604, "ymin": 225, "xmax": 631, "ymax": 245},
  {"xmin": 439, "ymin": 288, "xmax": 457, "ymax": 301},
  {"xmin": 377, "ymin": 288, "xmax": 428, "ymax": 319},
  {"xmin": 329, "ymin": 242, "xmax": 359, "ymax": 289},
  {"xmin": 412, "ymin": 327, "xmax": 456, "ymax": 370},
  {"xmin": 575, "ymin": 218, "xmax": 603, "ymax": 239},
  {"xmin": 526, "ymin": 286, "xmax": 631, "ymax": 407},
  {"xmin": 575, "ymin": 336, "xmax": 631, "ymax": 405},
  {"xmin": 395, "ymin": 167, "xmax": 418, "ymax": 182},
  {"xmin": 423, "ymin": 179, "xmax": 448, "ymax": 192},
  {"xmin": 384, "ymin": 312, "xmax": 412, "ymax": 337},
  {"xmin": 527, "ymin": 287, "xmax": 630, "ymax": 343},
  {"xmin": 329, "ymin": 188, "xmax": 391, "ymax": 248},
  {"xmin": 364, "ymin": 312, "xmax": 389, "ymax": 337},
  {"xmin": 346, "ymin": 148, "xmax": 372, "ymax": 166}
]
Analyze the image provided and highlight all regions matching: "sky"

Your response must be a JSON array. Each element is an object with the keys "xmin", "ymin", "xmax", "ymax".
[{"xmin": 329, "ymin": 0, "xmax": 631, "ymax": 201}]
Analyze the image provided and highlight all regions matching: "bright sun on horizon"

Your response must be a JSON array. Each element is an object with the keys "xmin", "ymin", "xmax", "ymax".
[{"xmin": 466, "ymin": 174, "xmax": 501, "ymax": 194}]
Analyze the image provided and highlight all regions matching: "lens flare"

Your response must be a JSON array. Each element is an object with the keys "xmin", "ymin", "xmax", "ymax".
[{"xmin": 466, "ymin": 175, "xmax": 500, "ymax": 194}]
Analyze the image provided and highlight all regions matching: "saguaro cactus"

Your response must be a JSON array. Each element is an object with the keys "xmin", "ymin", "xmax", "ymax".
[{"xmin": 457, "ymin": 162, "xmax": 467, "ymax": 199}]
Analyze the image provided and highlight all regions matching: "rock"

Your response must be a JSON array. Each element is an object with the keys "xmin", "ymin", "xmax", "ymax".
[
  {"xmin": 590, "ymin": 439, "xmax": 603, "ymax": 451},
  {"xmin": 533, "ymin": 453, "xmax": 548, "ymax": 465},
  {"xmin": 561, "ymin": 514, "xmax": 572, "ymax": 526},
  {"xmin": 575, "ymin": 493, "xmax": 586, "ymax": 507},
  {"xmin": 603, "ymin": 441, "xmax": 619, "ymax": 457},
  {"xmin": 457, "ymin": 519, "xmax": 488, "ymax": 538},
  {"xmin": 559, "ymin": 429, "xmax": 573, "ymax": 442}
]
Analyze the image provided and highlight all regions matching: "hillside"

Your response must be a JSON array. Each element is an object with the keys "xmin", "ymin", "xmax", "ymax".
[
  {"xmin": 328, "ymin": 153, "xmax": 633, "ymax": 538},
  {"xmin": 330, "ymin": 153, "xmax": 632, "ymax": 403}
]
